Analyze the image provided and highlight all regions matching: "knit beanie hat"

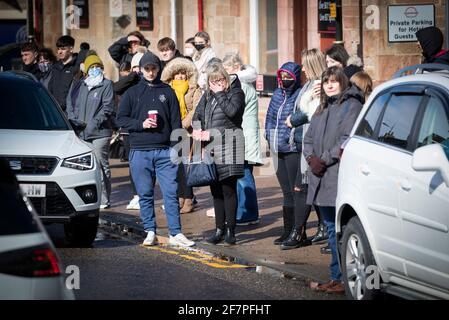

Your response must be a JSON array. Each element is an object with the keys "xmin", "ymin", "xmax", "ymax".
[{"xmin": 84, "ymin": 55, "xmax": 103, "ymax": 72}]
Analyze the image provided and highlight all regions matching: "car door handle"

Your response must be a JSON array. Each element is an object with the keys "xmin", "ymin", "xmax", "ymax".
[
  {"xmin": 360, "ymin": 165, "xmax": 370, "ymax": 176},
  {"xmin": 400, "ymin": 179, "xmax": 412, "ymax": 192}
]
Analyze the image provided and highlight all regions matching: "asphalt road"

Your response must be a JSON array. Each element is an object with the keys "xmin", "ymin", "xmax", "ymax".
[{"xmin": 45, "ymin": 224, "xmax": 341, "ymax": 301}]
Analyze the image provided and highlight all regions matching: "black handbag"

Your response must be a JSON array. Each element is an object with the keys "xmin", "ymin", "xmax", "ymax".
[{"xmin": 185, "ymin": 142, "xmax": 217, "ymax": 187}]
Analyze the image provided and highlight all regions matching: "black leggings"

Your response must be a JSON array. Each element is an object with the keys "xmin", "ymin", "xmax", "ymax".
[
  {"xmin": 210, "ymin": 176, "xmax": 238, "ymax": 230},
  {"xmin": 177, "ymin": 164, "xmax": 193, "ymax": 199},
  {"xmin": 275, "ymin": 152, "xmax": 314, "ymax": 229}
]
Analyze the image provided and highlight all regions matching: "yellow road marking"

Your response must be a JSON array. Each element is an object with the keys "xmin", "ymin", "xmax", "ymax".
[{"xmin": 141, "ymin": 244, "xmax": 249, "ymax": 269}]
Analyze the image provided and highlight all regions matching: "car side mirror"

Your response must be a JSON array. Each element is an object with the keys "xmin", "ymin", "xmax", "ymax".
[
  {"xmin": 412, "ymin": 144, "xmax": 449, "ymax": 187},
  {"xmin": 69, "ymin": 119, "xmax": 86, "ymax": 136}
]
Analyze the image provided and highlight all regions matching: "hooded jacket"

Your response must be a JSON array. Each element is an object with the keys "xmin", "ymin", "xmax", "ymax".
[
  {"xmin": 264, "ymin": 62, "xmax": 302, "ymax": 154},
  {"xmin": 303, "ymin": 84, "xmax": 364, "ymax": 207},
  {"xmin": 416, "ymin": 27, "xmax": 449, "ymax": 65},
  {"xmin": 161, "ymin": 57, "xmax": 203, "ymax": 129},
  {"xmin": 116, "ymin": 53, "xmax": 182, "ymax": 151}
]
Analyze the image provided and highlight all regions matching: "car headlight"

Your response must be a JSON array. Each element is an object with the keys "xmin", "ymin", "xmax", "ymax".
[{"xmin": 62, "ymin": 152, "xmax": 95, "ymax": 171}]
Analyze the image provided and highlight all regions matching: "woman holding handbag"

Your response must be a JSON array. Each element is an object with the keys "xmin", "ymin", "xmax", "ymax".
[{"xmin": 192, "ymin": 63, "xmax": 245, "ymax": 245}]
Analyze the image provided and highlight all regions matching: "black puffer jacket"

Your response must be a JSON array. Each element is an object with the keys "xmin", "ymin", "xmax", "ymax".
[{"xmin": 193, "ymin": 76, "xmax": 246, "ymax": 181}]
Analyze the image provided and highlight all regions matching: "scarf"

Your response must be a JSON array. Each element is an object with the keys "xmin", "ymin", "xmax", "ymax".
[
  {"xmin": 172, "ymin": 80, "xmax": 190, "ymax": 119},
  {"xmin": 84, "ymin": 73, "xmax": 104, "ymax": 91}
]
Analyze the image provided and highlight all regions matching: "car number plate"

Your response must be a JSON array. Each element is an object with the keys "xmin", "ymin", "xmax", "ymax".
[{"xmin": 20, "ymin": 184, "xmax": 46, "ymax": 198}]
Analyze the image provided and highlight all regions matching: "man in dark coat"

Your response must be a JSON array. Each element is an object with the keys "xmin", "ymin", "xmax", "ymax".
[
  {"xmin": 108, "ymin": 31, "xmax": 150, "ymax": 67},
  {"xmin": 416, "ymin": 26, "xmax": 449, "ymax": 66},
  {"xmin": 157, "ymin": 37, "xmax": 185, "ymax": 70},
  {"xmin": 48, "ymin": 36, "xmax": 79, "ymax": 112},
  {"xmin": 117, "ymin": 52, "xmax": 195, "ymax": 248}
]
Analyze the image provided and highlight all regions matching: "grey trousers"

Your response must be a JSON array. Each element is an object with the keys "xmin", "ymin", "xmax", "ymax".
[{"xmin": 86, "ymin": 137, "xmax": 111, "ymax": 206}]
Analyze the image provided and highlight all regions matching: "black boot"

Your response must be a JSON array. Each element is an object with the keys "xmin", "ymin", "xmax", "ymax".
[
  {"xmin": 224, "ymin": 227, "xmax": 236, "ymax": 245},
  {"xmin": 274, "ymin": 206, "xmax": 294, "ymax": 245},
  {"xmin": 206, "ymin": 228, "xmax": 224, "ymax": 244},
  {"xmin": 280, "ymin": 226, "xmax": 312, "ymax": 250},
  {"xmin": 311, "ymin": 223, "xmax": 329, "ymax": 244}
]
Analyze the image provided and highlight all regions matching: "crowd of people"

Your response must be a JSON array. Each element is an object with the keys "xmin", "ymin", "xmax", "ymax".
[{"xmin": 18, "ymin": 26, "xmax": 449, "ymax": 294}]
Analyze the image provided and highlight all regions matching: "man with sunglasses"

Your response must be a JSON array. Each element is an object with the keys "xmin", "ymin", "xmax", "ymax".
[
  {"xmin": 108, "ymin": 31, "xmax": 151, "ymax": 67},
  {"xmin": 117, "ymin": 52, "xmax": 195, "ymax": 248}
]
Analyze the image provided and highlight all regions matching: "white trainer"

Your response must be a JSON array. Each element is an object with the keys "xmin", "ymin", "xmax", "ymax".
[
  {"xmin": 143, "ymin": 231, "xmax": 158, "ymax": 246},
  {"xmin": 126, "ymin": 196, "xmax": 140, "ymax": 210},
  {"xmin": 206, "ymin": 208, "xmax": 215, "ymax": 217},
  {"xmin": 169, "ymin": 233, "xmax": 195, "ymax": 247}
]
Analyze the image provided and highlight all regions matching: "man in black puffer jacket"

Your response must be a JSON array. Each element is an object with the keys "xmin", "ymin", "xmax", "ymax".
[{"xmin": 117, "ymin": 52, "xmax": 195, "ymax": 248}]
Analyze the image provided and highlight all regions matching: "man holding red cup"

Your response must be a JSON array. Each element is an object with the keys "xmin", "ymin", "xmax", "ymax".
[{"xmin": 117, "ymin": 52, "xmax": 195, "ymax": 248}]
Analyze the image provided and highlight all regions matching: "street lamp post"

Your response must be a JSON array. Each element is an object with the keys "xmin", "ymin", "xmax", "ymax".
[{"xmin": 335, "ymin": 0, "xmax": 343, "ymax": 44}]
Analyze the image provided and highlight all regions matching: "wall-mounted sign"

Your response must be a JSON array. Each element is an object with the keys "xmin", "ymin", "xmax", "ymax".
[
  {"xmin": 318, "ymin": 0, "xmax": 336, "ymax": 34},
  {"xmin": 136, "ymin": 0, "xmax": 154, "ymax": 31},
  {"xmin": 73, "ymin": 0, "xmax": 89, "ymax": 29},
  {"xmin": 388, "ymin": 5, "xmax": 435, "ymax": 43},
  {"xmin": 110, "ymin": 0, "xmax": 123, "ymax": 18}
]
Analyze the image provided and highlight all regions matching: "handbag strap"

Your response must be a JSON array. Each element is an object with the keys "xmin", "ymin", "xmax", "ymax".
[{"xmin": 188, "ymin": 140, "xmax": 205, "ymax": 162}]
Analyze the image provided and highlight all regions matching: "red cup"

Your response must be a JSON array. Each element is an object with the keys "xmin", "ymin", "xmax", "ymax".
[{"xmin": 147, "ymin": 110, "xmax": 158, "ymax": 127}]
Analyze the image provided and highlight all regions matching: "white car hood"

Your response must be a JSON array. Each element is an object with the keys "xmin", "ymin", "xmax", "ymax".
[{"xmin": 0, "ymin": 130, "xmax": 92, "ymax": 159}]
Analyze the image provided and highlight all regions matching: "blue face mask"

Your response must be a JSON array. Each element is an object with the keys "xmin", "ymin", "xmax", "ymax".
[{"xmin": 88, "ymin": 67, "xmax": 102, "ymax": 78}]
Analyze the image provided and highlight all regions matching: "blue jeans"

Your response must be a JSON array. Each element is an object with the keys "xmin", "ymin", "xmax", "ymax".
[
  {"xmin": 129, "ymin": 148, "xmax": 181, "ymax": 236},
  {"xmin": 236, "ymin": 164, "xmax": 259, "ymax": 223},
  {"xmin": 318, "ymin": 206, "xmax": 342, "ymax": 282}
]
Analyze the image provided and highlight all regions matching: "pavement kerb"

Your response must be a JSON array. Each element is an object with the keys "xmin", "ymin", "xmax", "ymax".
[{"xmin": 99, "ymin": 213, "xmax": 328, "ymax": 284}]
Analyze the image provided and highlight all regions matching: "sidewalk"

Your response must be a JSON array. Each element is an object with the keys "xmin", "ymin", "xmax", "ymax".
[{"xmin": 100, "ymin": 97, "xmax": 332, "ymax": 284}]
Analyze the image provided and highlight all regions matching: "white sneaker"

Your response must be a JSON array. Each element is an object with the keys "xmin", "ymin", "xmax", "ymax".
[
  {"xmin": 100, "ymin": 204, "xmax": 111, "ymax": 210},
  {"xmin": 126, "ymin": 196, "xmax": 140, "ymax": 210},
  {"xmin": 143, "ymin": 231, "xmax": 158, "ymax": 246},
  {"xmin": 206, "ymin": 208, "xmax": 215, "ymax": 217},
  {"xmin": 169, "ymin": 233, "xmax": 195, "ymax": 247}
]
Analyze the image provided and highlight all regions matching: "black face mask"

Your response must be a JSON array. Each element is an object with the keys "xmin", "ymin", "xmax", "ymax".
[
  {"xmin": 194, "ymin": 44, "xmax": 206, "ymax": 52},
  {"xmin": 281, "ymin": 79, "xmax": 295, "ymax": 89}
]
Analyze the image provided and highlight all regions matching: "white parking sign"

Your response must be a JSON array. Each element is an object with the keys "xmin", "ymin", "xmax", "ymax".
[{"xmin": 388, "ymin": 5, "xmax": 435, "ymax": 43}]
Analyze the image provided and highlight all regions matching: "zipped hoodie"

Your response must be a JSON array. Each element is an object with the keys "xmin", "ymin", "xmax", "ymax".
[
  {"xmin": 264, "ymin": 62, "xmax": 302, "ymax": 153},
  {"xmin": 117, "ymin": 52, "xmax": 182, "ymax": 150}
]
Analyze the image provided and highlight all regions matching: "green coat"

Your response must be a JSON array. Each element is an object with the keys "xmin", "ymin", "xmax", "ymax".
[{"xmin": 238, "ymin": 66, "xmax": 263, "ymax": 165}]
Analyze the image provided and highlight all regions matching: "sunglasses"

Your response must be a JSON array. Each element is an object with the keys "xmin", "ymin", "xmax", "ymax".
[{"xmin": 210, "ymin": 78, "xmax": 226, "ymax": 85}]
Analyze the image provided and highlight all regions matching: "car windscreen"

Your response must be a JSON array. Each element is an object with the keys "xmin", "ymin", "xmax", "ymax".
[
  {"xmin": 0, "ymin": 81, "xmax": 70, "ymax": 131},
  {"xmin": 0, "ymin": 160, "xmax": 39, "ymax": 236}
]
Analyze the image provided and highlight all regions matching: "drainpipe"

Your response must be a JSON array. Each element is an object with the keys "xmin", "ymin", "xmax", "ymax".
[
  {"xmin": 358, "ymin": 0, "xmax": 364, "ymax": 62},
  {"xmin": 335, "ymin": 0, "xmax": 343, "ymax": 44},
  {"xmin": 62, "ymin": 0, "xmax": 68, "ymax": 35},
  {"xmin": 198, "ymin": 0, "xmax": 203, "ymax": 31},
  {"xmin": 171, "ymin": 0, "xmax": 177, "ymax": 43},
  {"xmin": 27, "ymin": 0, "xmax": 34, "ymax": 41},
  {"xmin": 249, "ymin": 0, "xmax": 259, "ymax": 71}
]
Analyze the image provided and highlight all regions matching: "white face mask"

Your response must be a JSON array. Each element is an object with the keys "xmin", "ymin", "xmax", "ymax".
[{"xmin": 184, "ymin": 47, "xmax": 195, "ymax": 57}]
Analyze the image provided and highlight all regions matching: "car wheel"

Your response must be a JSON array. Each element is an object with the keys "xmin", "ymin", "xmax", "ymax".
[
  {"xmin": 64, "ymin": 215, "xmax": 99, "ymax": 247},
  {"xmin": 341, "ymin": 216, "xmax": 382, "ymax": 300}
]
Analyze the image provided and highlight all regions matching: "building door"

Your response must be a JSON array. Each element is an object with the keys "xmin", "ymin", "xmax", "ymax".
[{"xmin": 293, "ymin": 0, "xmax": 307, "ymax": 65}]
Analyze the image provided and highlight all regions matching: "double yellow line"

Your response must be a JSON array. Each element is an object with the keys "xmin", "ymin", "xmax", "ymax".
[{"xmin": 141, "ymin": 245, "xmax": 249, "ymax": 269}]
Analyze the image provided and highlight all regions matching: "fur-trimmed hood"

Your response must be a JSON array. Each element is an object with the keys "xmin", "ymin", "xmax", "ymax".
[{"xmin": 161, "ymin": 57, "xmax": 199, "ymax": 88}]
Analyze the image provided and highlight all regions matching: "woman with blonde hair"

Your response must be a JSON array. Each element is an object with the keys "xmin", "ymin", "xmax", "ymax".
[
  {"xmin": 161, "ymin": 57, "xmax": 203, "ymax": 213},
  {"xmin": 350, "ymin": 71, "xmax": 373, "ymax": 101},
  {"xmin": 222, "ymin": 52, "xmax": 262, "ymax": 225},
  {"xmin": 192, "ymin": 31, "xmax": 217, "ymax": 90},
  {"xmin": 282, "ymin": 48, "xmax": 328, "ymax": 250},
  {"xmin": 192, "ymin": 63, "xmax": 245, "ymax": 245}
]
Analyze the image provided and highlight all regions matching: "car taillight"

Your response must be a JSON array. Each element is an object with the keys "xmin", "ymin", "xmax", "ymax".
[
  {"xmin": 0, "ymin": 245, "xmax": 61, "ymax": 278},
  {"xmin": 32, "ymin": 249, "xmax": 61, "ymax": 277}
]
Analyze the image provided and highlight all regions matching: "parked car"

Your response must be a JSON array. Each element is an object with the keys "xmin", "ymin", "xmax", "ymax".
[
  {"xmin": 0, "ymin": 71, "xmax": 102, "ymax": 247},
  {"xmin": 336, "ymin": 64, "xmax": 449, "ymax": 300},
  {"xmin": 0, "ymin": 159, "xmax": 74, "ymax": 299}
]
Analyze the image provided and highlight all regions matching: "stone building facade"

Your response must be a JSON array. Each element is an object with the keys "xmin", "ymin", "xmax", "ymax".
[{"xmin": 1, "ymin": 0, "xmax": 448, "ymax": 84}]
